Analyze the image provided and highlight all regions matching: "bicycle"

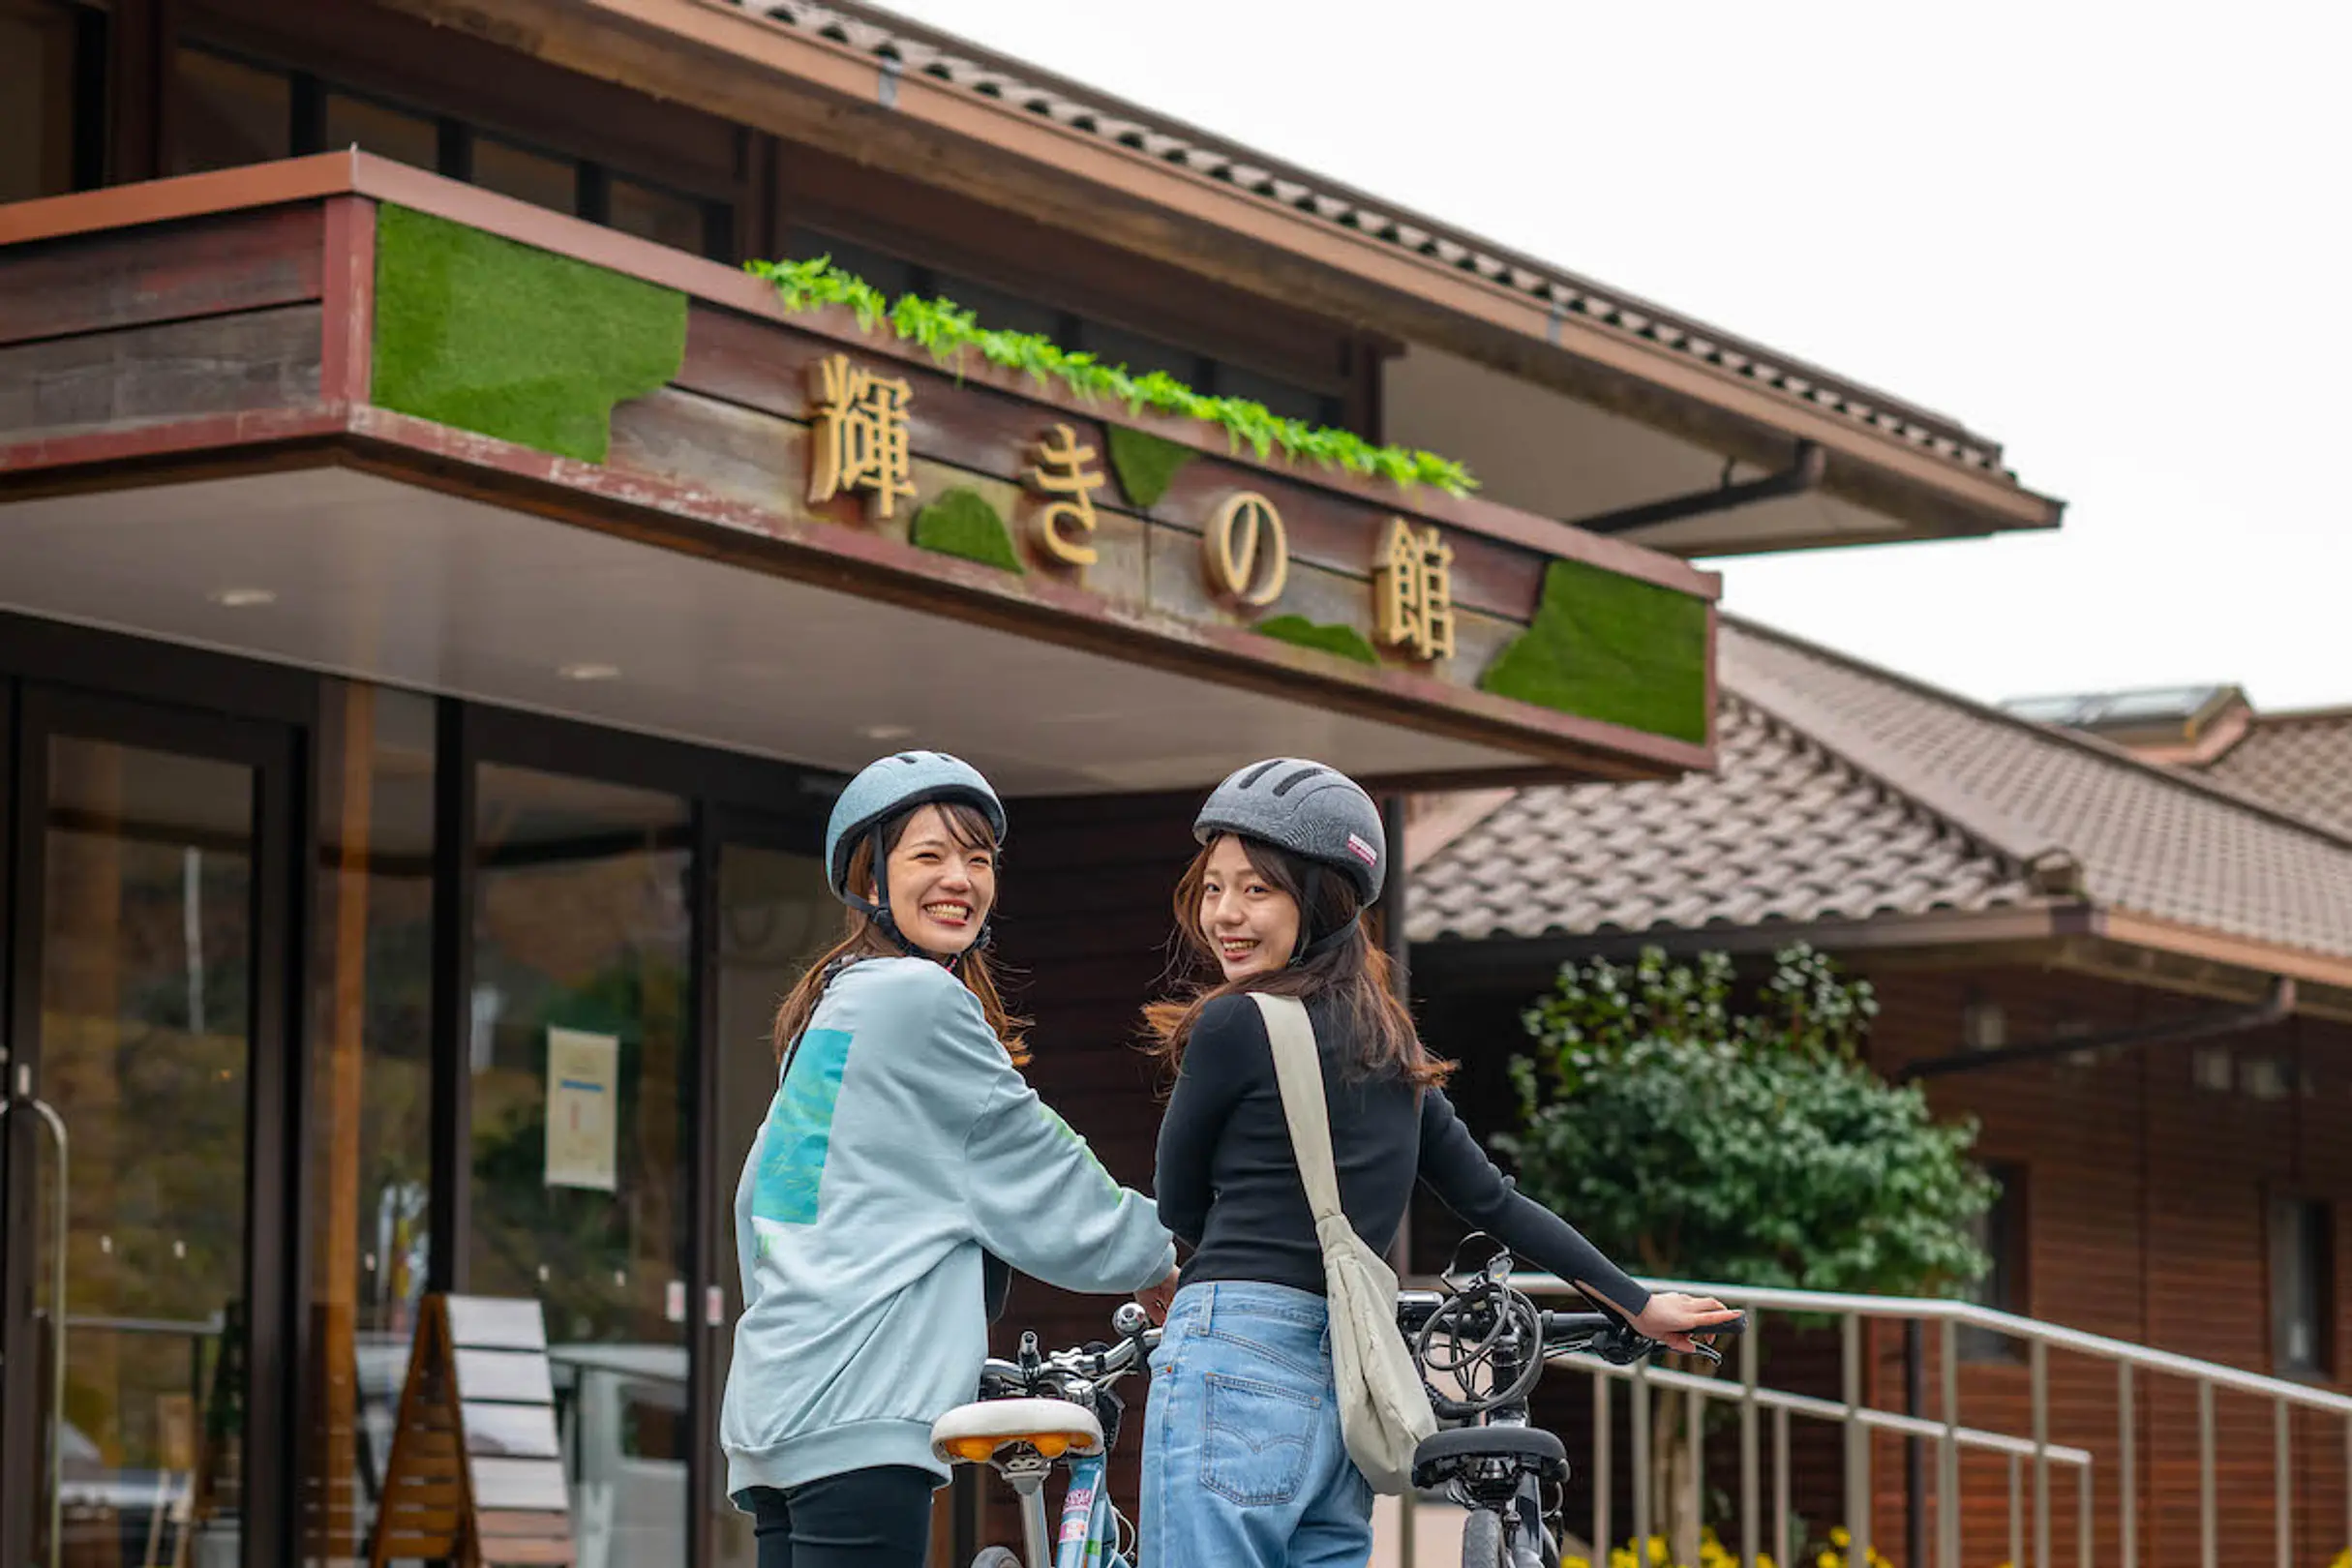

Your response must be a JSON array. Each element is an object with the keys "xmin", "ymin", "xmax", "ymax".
[
  {"xmin": 931, "ymin": 1301, "xmax": 1159, "ymax": 1568},
  {"xmin": 1400, "ymin": 1236, "xmax": 1743, "ymax": 1568}
]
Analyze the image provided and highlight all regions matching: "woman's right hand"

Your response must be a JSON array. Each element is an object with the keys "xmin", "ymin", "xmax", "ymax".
[
  {"xmin": 1631, "ymin": 1290, "xmax": 1743, "ymax": 1353},
  {"xmin": 1136, "ymin": 1269, "xmax": 1180, "ymax": 1325}
]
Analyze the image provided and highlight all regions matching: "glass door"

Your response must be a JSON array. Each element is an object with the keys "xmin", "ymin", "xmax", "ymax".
[
  {"xmin": 1, "ymin": 686, "xmax": 296, "ymax": 1568},
  {"xmin": 467, "ymin": 762, "xmax": 696, "ymax": 1568},
  {"xmin": 702, "ymin": 829, "xmax": 834, "ymax": 1568}
]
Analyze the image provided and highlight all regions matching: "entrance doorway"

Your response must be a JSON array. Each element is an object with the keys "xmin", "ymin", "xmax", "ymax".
[{"xmin": 1, "ymin": 685, "xmax": 298, "ymax": 1568}]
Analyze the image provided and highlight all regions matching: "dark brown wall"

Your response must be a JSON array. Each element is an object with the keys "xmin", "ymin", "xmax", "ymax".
[
  {"xmin": 1863, "ymin": 965, "xmax": 2352, "ymax": 1568},
  {"xmin": 1415, "ymin": 948, "xmax": 2352, "ymax": 1568},
  {"xmin": 974, "ymin": 789, "xmax": 1201, "ymax": 1548}
]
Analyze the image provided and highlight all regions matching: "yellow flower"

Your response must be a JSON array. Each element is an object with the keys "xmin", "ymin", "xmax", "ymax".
[{"xmin": 1829, "ymin": 1528, "xmax": 1852, "ymax": 1549}]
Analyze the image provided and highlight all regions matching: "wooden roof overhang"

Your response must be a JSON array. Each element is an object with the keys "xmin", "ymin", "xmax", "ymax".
[
  {"xmin": 0, "ymin": 155, "xmax": 1722, "ymax": 792},
  {"xmin": 1413, "ymin": 903, "xmax": 2352, "ymax": 1026},
  {"xmin": 342, "ymin": 0, "xmax": 2064, "ymax": 551}
]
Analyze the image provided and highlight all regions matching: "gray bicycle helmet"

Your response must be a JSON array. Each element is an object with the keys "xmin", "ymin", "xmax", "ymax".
[
  {"xmin": 1194, "ymin": 758, "xmax": 1385, "ymax": 963},
  {"xmin": 825, "ymin": 750, "xmax": 1007, "ymax": 955}
]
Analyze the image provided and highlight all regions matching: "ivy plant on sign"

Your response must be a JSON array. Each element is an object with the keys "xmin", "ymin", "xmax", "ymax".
[{"xmin": 745, "ymin": 256, "xmax": 1477, "ymax": 497}]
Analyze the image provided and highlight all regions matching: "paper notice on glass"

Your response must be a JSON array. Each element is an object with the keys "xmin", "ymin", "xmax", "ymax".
[{"xmin": 544, "ymin": 1028, "xmax": 620, "ymax": 1191}]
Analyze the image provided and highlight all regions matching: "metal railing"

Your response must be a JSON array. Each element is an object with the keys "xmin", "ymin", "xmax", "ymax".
[{"xmin": 1481, "ymin": 1275, "xmax": 2352, "ymax": 1568}]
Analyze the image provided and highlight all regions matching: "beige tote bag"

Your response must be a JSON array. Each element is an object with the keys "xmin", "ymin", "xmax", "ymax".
[{"xmin": 1250, "ymin": 991, "xmax": 1438, "ymax": 1495}]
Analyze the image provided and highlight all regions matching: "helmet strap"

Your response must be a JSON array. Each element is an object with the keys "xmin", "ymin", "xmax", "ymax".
[{"xmin": 1287, "ymin": 865, "xmax": 1364, "ymax": 967}]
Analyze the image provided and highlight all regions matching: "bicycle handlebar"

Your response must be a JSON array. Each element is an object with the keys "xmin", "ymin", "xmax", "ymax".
[
  {"xmin": 1398, "ymin": 1283, "xmax": 1746, "ymax": 1389},
  {"xmin": 979, "ymin": 1303, "xmax": 1160, "ymax": 1402}
]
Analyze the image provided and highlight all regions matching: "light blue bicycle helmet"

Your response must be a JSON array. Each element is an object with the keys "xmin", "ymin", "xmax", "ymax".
[{"xmin": 825, "ymin": 750, "xmax": 1008, "ymax": 953}]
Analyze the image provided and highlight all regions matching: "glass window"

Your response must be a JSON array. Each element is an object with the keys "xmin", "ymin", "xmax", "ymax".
[
  {"xmin": 2271, "ymin": 1197, "xmax": 2333, "ymax": 1378},
  {"xmin": 472, "ymin": 135, "xmax": 578, "ymax": 217},
  {"xmin": 782, "ymin": 226, "xmax": 915, "ymax": 300},
  {"xmin": 172, "ymin": 45, "xmax": 290, "ymax": 174},
  {"xmin": 1213, "ymin": 361, "xmax": 1336, "ymax": 427},
  {"xmin": 1080, "ymin": 318, "xmax": 1200, "ymax": 383},
  {"xmin": 0, "ymin": 0, "xmax": 81, "ymax": 203},
  {"xmin": 609, "ymin": 174, "xmax": 708, "ymax": 255},
  {"xmin": 321, "ymin": 91, "xmax": 438, "ymax": 172},
  {"xmin": 1958, "ymin": 1163, "xmax": 2027, "ymax": 1363},
  {"xmin": 933, "ymin": 270, "xmax": 1063, "ymax": 340},
  {"xmin": 299, "ymin": 684, "xmax": 437, "ymax": 1567},
  {"xmin": 708, "ymin": 842, "xmax": 835, "ymax": 1568},
  {"xmin": 469, "ymin": 764, "xmax": 691, "ymax": 1566}
]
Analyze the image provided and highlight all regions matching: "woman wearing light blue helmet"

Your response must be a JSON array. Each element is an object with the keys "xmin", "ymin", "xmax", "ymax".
[{"xmin": 720, "ymin": 751, "xmax": 1177, "ymax": 1568}]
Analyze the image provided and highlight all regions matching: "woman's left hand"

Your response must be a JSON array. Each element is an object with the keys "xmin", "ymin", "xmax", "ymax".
[{"xmin": 1631, "ymin": 1290, "xmax": 1743, "ymax": 1353}]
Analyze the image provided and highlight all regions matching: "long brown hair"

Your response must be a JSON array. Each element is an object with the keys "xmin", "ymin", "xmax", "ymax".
[
  {"xmin": 1142, "ymin": 834, "xmax": 1450, "ymax": 1088},
  {"xmin": 771, "ymin": 801, "xmax": 1031, "ymax": 1068}
]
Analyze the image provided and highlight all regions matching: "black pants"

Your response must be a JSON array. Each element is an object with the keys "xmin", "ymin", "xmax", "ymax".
[{"xmin": 743, "ymin": 1466, "xmax": 935, "ymax": 1568}]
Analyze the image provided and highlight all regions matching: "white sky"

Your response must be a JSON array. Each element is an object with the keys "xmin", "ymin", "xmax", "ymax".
[{"xmin": 874, "ymin": 1, "xmax": 2351, "ymax": 711}]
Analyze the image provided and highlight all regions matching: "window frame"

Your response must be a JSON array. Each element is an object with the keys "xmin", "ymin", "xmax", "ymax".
[
  {"xmin": 2267, "ymin": 1191, "xmax": 2335, "ymax": 1381},
  {"xmin": 1958, "ymin": 1160, "xmax": 2031, "ymax": 1364}
]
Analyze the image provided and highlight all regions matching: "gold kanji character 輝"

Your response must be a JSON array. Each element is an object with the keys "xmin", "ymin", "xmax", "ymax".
[{"xmin": 807, "ymin": 353, "xmax": 917, "ymax": 520}]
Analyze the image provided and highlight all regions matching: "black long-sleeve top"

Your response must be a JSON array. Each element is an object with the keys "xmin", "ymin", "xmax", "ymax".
[{"xmin": 1153, "ymin": 993, "xmax": 1652, "ymax": 1319}]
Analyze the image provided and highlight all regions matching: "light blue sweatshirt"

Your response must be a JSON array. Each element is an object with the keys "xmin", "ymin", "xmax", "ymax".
[{"xmin": 720, "ymin": 956, "xmax": 1175, "ymax": 1497}]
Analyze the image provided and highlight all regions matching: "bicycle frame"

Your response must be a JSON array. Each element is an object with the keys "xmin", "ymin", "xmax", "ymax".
[
  {"xmin": 1048, "ymin": 1450, "xmax": 1128, "ymax": 1568},
  {"xmin": 1466, "ymin": 1334, "xmax": 1556, "ymax": 1568}
]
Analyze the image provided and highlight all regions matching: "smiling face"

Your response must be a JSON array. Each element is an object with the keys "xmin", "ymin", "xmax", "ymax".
[
  {"xmin": 1198, "ymin": 833, "xmax": 1300, "ymax": 981},
  {"xmin": 875, "ymin": 803, "xmax": 997, "ymax": 955}
]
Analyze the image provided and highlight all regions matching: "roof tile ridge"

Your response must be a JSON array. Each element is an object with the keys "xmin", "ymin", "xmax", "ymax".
[
  {"xmin": 1726, "ymin": 696, "xmax": 2035, "ymax": 882},
  {"xmin": 1718, "ymin": 653, "xmax": 2060, "ymax": 879},
  {"xmin": 1404, "ymin": 787, "xmax": 1520, "ymax": 873},
  {"xmin": 1722, "ymin": 614, "xmax": 2352, "ymax": 856},
  {"xmin": 727, "ymin": 0, "xmax": 1998, "ymax": 456},
  {"xmin": 2244, "ymin": 703, "xmax": 2352, "ymax": 728}
]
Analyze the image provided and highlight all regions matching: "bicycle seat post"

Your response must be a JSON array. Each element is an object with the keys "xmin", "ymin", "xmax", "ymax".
[{"xmin": 992, "ymin": 1447, "xmax": 1056, "ymax": 1568}]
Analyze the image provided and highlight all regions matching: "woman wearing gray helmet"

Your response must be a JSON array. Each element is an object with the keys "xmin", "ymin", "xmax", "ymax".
[
  {"xmin": 721, "ymin": 750, "xmax": 1176, "ymax": 1568},
  {"xmin": 1139, "ymin": 758, "xmax": 1736, "ymax": 1567}
]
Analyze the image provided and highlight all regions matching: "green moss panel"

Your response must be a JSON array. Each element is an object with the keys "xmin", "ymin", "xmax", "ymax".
[
  {"xmin": 372, "ymin": 204, "xmax": 687, "ymax": 464},
  {"xmin": 910, "ymin": 489, "xmax": 1026, "ymax": 574},
  {"xmin": 1256, "ymin": 615, "xmax": 1381, "ymax": 668},
  {"xmin": 1104, "ymin": 426, "xmax": 1196, "ymax": 509},
  {"xmin": 1480, "ymin": 558, "xmax": 1710, "ymax": 743}
]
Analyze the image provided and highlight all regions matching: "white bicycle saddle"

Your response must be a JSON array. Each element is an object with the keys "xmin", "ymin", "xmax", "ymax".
[{"xmin": 930, "ymin": 1398, "xmax": 1104, "ymax": 1463}]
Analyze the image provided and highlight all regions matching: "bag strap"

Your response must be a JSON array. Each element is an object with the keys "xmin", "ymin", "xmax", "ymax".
[{"xmin": 1250, "ymin": 993, "xmax": 1346, "ymax": 1224}]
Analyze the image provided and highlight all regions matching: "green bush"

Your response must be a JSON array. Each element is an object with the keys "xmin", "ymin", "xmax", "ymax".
[{"xmin": 1499, "ymin": 945, "xmax": 1994, "ymax": 1296}]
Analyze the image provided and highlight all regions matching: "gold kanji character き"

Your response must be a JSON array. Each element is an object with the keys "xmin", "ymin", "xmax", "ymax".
[
  {"xmin": 806, "ymin": 353, "xmax": 917, "ymax": 520},
  {"xmin": 1026, "ymin": 423, "xmax": 1105, "ymax": 567},
  {"xmin": 1372, "ymin": 517, "xmax": 1457, "ymax": 661}
]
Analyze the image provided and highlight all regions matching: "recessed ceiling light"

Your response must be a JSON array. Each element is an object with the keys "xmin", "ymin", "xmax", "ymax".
[
  {"xmin": 859, "ymin": 723, "xmax": 916, "ymax": 741},
  {"xmin": 558, "ymin": 662, "xmax": 622, "ymax": 682},
  {"xmin": 208, "ymin": 588, "xmax": 277, "ymax": 607}
]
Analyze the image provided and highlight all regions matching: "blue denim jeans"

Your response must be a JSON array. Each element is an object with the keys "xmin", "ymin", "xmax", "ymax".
[{"xmin": 1141, "ymin": 1281, "xmax": 1374, "ymax": 1568}]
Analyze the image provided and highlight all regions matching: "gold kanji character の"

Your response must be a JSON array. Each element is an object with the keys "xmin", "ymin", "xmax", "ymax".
[
  {"xmin": 1026, "ymin": 423, "xmax": 1105, "ymax": 567},
  {"xmin": 806, "ymin": 353, "xmax": 917, "ymax": 520},
  {"xmin": 1372, "ymin": 517, "xmax": 1457, "ymax": 661}
]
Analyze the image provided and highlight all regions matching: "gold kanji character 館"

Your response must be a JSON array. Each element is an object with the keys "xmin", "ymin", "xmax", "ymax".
[
  {"xmin": 1372, "ymin": 516, "xmax": 1457, "ymax": 661},
  {"xmin": 806, "ymin": 352, "xmax": 917, "ymax": 520},
  {"xmin": 1026, "ymin": 424, "xmax": 1105, "ymax": 567}
]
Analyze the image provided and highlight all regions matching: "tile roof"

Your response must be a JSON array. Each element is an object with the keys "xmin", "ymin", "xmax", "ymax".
[
  {"xmin": 2193, "ymin": 709, "xmax": 2352, "ymax": 839},
  {"xmin": 724, "ymin": 0, "xmax": 2017, "ymax": 481},
  {"xmin": 1409, "ymin": 620, "xmax": 2352, "ymax": 967}
]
